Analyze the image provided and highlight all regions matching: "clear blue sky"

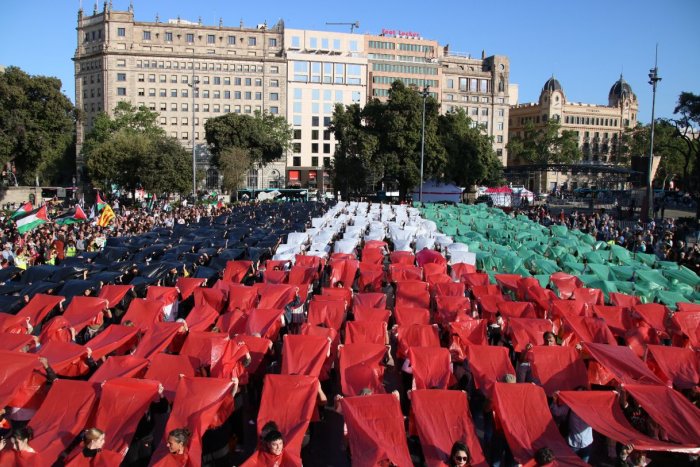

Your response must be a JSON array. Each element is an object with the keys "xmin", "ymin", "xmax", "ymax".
[{"xmin": 2, "ymin": 0, "xmax": 698, "ymax": 121}]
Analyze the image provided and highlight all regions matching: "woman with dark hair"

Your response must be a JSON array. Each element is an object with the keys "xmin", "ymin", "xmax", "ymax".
[
  {"xmin": 448, "ymin": 441, "xmax": 471, "ymax": 467},
  {"xmin": 241, "ymin": 422, "xmax": 300, "ymax": 466},
  {"xmin": 164, "ymin": 427, "xmax": 192, "ymax": 465},
  {"xmin": 0, "ymin": 426, "xmax": 37, "ymax": 465}
]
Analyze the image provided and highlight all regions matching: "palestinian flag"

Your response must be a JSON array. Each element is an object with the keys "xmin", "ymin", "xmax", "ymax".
[
  {"xmin": 96, "ymin": 192, "xmax": 106, "ymax": 212},
  {"xmin": 10, "ymin": 202, "xmax": 33, "ymax": 219},
  {"xmin": 16, "ymin": 205, "xmax": 50, "ymax": 234},
  {"xmin": 97, "ymin": 203, "xmax": 115, "ymax": 227},
  {"xmin": 55, "ymin": 205, "xmax": 88, "ymax": 225}
]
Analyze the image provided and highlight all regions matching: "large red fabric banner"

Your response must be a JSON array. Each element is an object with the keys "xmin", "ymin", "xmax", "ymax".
[
  {"xmin": 529, "ymin": 345, "xmax": 588, "ymax": 395},
  {"xmin": 341, "ymin": 394, "xmax": 413, "ymax": 467}
]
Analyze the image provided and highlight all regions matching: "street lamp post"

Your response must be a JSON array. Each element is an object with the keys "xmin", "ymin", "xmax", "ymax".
[
  {"xmin": 188, "ymin": 58, "xmax": 199, "ymax": 199},
  {"xmin": 419, "ymin": 85, "xmax": 430, "ymax": 203},
  {"xmin": 647, "ymin": 46, "xmax": 661, "ymax": 222}
]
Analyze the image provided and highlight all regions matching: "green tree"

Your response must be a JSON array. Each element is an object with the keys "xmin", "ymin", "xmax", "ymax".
[
  {"xmin": 438, "ymin": 108, "xmax": 503, "ymax": 188},
  {"xmin": 218, "ymin": 146, "xmax": 252, "ymax": 200},
  {"xmin": 330, "ymin": 103, "xmax": 378, "ymax": 199},
  {"xmin": 361, "ymin": 81, "xmax": 446, "ymax": 200},
  {"xmin": 507, "ymin": 120, "xmax": 581, "ymax": 165},
  {"xmin": 0, "ymin": 66, "xmax": 75, "ymax": 185},
  {"xmin": 671, "ymin": 92, "xmax": 700, "ymax": 192},
  {"xmin": 82, "ymin": 102, "xmax": 191, "ymax": 194},
  {"xmin": 204, "ymin": 111, "xmax": 292, "ymax": 167}
]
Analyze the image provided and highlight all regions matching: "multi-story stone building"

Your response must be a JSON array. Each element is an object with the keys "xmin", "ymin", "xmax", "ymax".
[
  {"xmin": 508, "ymin": 75, "xmax": 638, "ymax": 191},
  {"xmin": 74, "ymin": 3, "xmax": 287, "ymax": 190},
  {"xmin": 284, "ymin": 29, "xmax": 367, "ymax": 192}
]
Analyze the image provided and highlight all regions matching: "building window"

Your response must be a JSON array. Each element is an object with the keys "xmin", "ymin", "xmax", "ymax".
[
  {"xmin": 270, "ymin": 66, "xmax": 279, "ymax": 74},
  {"xmin": 323, "ymin": 143, "xmax": 331, "ymax": 154},
  {"xmin": 292, "ymin": 143, "xmax": 301, "ymax": 153},
  {"xmin": 312, "ymin": 143, "xmax": 319, "ymax": 153},
  {"xmin": 311, "ymin": 156, "xmax": 319, "ymax": 167},
  {"xmin": 292, "ymin": 157, "xmax": 301, "ymax": 167},
  {"xmin": 312, "ymin": 116, "xmax": 320, "ymax": 127},
  {"xmin": 186, "ymin": 33, "xmax": 194, "ymax": 43},
  {"xmin": 248, "ymin": 37, "xmax": 257, "ymax": 46},
  {"xmin": 270, "ymin": 93, "xmax": 279, "ymax": 101},
  {"xmin": 116, "ymin": 73, "xmax": 126, "ymax": 81},
  {"xmin": 143, "ymin": 31, "xmax": 151, "ymax": 40},
  {"xmin": 165, "ymin": 32, "xmax": 173, "ymax": 42},
  {"xmin": 117, "ymin": 27, "xmax": 125, "ymax": 37},
  {"xmin": 323, "ymin": 157, "xmax": 331, "ymax": 167},
  {"xmin": 293, "ymin": 129, "xmax": 302, "ymax": 139},
  {"xmin": 227, "ymin": 35, "xmax": 236, "ymax": 45},
  {"xmin": 497, "ymin": 135, "xmax": 503, "ymax": 143},
  {"xmin": 207, "ymin": 34, "xmax": 215, "ymax": 44},
  {"xmin": 447, "ymin": 79, "xmax": 454, "ymax": 89},
  {"xmin": 117, "ymin": 87, "xmax": 126, "ymax": 96},
  {"xmin": 323, "ymin": 117, "xmax": 331, "ymax": 127},
  {"xmin": 311, "ymin": 130, "xmax": 319, "ymax": 140},
  {"xmin": 269, "ymin": 38, "xmax": 277, "ymax": 47}
]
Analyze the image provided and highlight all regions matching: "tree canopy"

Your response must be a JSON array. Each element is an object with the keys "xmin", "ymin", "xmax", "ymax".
[
  {"xmin": 0, "ymin": 66, "xmax": 75, "ymax": 185},
  {"xmin": 507, "ymin": 120, "xmax": 582, "ymax": 166},
  {"xmin": 82, "ymin": 102, "xmax": 191, "ymax": 194},
  {"xmin": 331, "ymin": 81, "xmax": 499, "ymax": 200}
]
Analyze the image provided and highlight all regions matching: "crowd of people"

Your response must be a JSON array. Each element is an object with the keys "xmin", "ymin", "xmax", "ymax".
[
  {"xmin": 514, "ymin": 204, "xmax": 700, "ymax": 273},
  {"xmin": 0, "ymin": 198, "xmax": 697, "ymax": 466}
]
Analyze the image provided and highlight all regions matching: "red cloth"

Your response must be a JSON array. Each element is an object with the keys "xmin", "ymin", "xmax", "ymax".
[
  {"xmin": 462, "ymin": 274, "xmax": 491, "ymax": 291},
  {"xmin": 646, "ymin": 345, "xmax": 700, "ymax": 389},
  {"xmin": 295, "ymin": 254, "xmax": 324, "ymax": 276},
  {"xmin": 390, "ymin": 250, "xmax": 415, "ymax": 265},
  {"xmin": 632, "ymin": 303, "xmax": 671, "ymax": 338},
  {"xmin": 592, "ymin": 305, "xmax": 633, "ymax": 337},
  {"xmin": 407, "ymin": 347, "xmax": 454, "ymax": 390},
  {"xmin": 624, "ymin": 323, "xmax": 660, "ymax": 358},
  {"xmin": 88, "ymin": 355, "xmax": 149, "ymax": 382},
  {"xmin": 256, "ymin": 374, "xmax": 319, "ymax": 458},
  {"xmin": 328, "ymin": 258, "xmax": 359, "ymax": 288},
  {"xmin": 395, "ymin": 280, "xmax": 430, "ymax": 308},
  {"xmin": 624, "ymin": 384, "xmax": 700, "ymax": 445},
  {"xmin": 0, "ymin": 350, "xmax": 45, "ymax": 408},
  {"xmin": 424, "ymin": 265, "xmax": 449, "ymax": 282},
  {"xmin": 389, "ymin": 264, "xmax": 423, "ymax": 282},
  {"xmin": 494, "ymin": 274, "xmax": 522, "ymax": 294},
  {"xmin": 551, "ymin": 300, "xmax": 589, "ymax": 319},
  {"xmin": 64, "ymin": 449, "xmax": 123, "ymax": 467},
  {"xmin": 583, "ymin": 342, "xmax": 664, "ymax": 386},
  {"xmin": 358, "ymin": 263, "xmax": 384, "ymax": 292},
  {"xmin": 609, "ymin": 292, "xmax": 641, "ymax": 309},
  {"xmin": 478, "ymin": 295, "xmax": 506, "ymax": 321},
  {"xmin": 0, "ymin": 332, "xmax": 35, "ymax": 351},
  {"xmin": 240, "ymin": 449, "xmax": 301, "ymax": 467},
  {"xmin": 352, "ymin": 306, "xmax": 391, "ymax": 323},
  {"xmin": 28, "ymin": 380, "xmax": 98, "ymax": 465},
  {"xmin": 529, "ymin": 346, "xmax": 588, "ymax": 395},
  {"xmin": 571, "ymin": 287, "xmax": 605, "ymax": 305},
  {"xmin": 497, "ymin": 301, "xmax": 537, "ymax": 319},
  {"xmin": 257, "ymin": 284, "xmax": 297, "ymax": 309},
  {"xmin": 176, "ymin": 278, "xmax": 206, "ymax": 300},
  {"xmin": 507, "ymin": 318, "xmax": 553, "ymax": 352},
  {"xmin": 288, "ymin": 265, "xmax": 316, "ymax": 285},
  {"xmin": 434, "ymin": 296, "xmax": 470, "ymax": 325},
  {"xmin": 396, "ymin": 324, "xmax": 440, "ymax": 359},
  {"xmin": 97, "ymin": 284, "xmax": 134, "ymax": 308},
  {"xmin": 16, "ymin": 293, "xmax": 65, "ymax": 326},
  {"xmin": 85, "ymin": 324, "xmax": 139, "ymax": 360},
  {"xmin": 37, "ymin": 341, "xmax": 89, "ymax": 377},
  {"xmin": 561, "ymin": 315, "xmax": 617, "ymax": 347},
  {"xmin": 245, "ymin": 308, "xmax": 284, "ymax": 341},
  {"xmin": 179, "ymin": 331, "xmax": 229, "ymax": 368},
  {"xmin": 307, "ymin": 299, "xmax": 346, "ymax": 330},
  {"xmin": 298, "ymin": 324, "xmax": 338, "ymax": 381},
  {"xmin": 345, "ymin": 320, "xmax": 387, "ymax": 345},
  {"xmin": 193, "ymin": 288, "xmax": 227, "ymax": 313},
  {"xmin": 132, "ymin": 322, "xmax": 183, "ymax": 359},
  {"xmin": 677, "ymin": 303, "xmax": 700, "ymax": 313},
  {"xmin": 433, "ymin": 282, "xmax": 466, "ymax": 297},
  {"xmin": 146, "ymin": 285, "xmax": 179, "ymax": 305},
  {"xmin": 235, "ymin": 334, "xmax": 272, "ymax": 375},
  {"xmin": 0, "ymin": 312, "xmax": 32, "ymax": 334},
  {"xmin": 220, "ymin": 283, "xmax": 258, "ymax": 312},
  {"xmin": 338, "ymin": 343, "xmax": 387, "ymax": 396},
  {"xmin": 122, "ymin": 298, "xmax": 165, "ymax": 332},
  {"xmin": 394, "ymin": 306, "xmax": 430, "ymax": 326},
  {"xmin": 450, "ymin": 263, "xmax": 477, "ymax": 282},
  {"xmin": 410, "ymin": 390, "xmax": 488, "ymax": 467},
  {"xmin": 144, "ymin": 353, "xmax": 200, "ymax": 400},
  {"xmin": 62, "ymin": 297, "xmax": 108, "ymax": 332},
  {"xmin": 281, "ymin": 334, "xmax": 329, "ymax": 378},
  {"xmin": 341, "ymin": 394, "xmax": 413, "ymax": 466},
  {"xmin": 210, "ymin": 339, "xmax": 251, "ymax": 382},
  {"xmin": 319, "ymin": 287, "xmax": 353, "ymax": 308},
  {"xmin": 38, "ymin": 316, "xmax": 73, "ymax": 345},
  {"xmin": 673, "ymin": 311, "xmax": 700, "ymax": 348},
  {"xmin": 416, "ymin": 248, "xmax": 446, "ymax": 267},
  {"xmin": 517, "ymin": 277, "xmax": 542, "ymax": 301},
  {"xmin": 549, "ymin": 272, "xmax": 583, "ymax": 299},
  {"xmin": 185, "ymin": 302, "xmax": 219, "ymax": 332},
  {"xmin": 0, "ymin": 450, "xmax": 41, "ymax": 467},
  {"xmin": 447, "ymin": 320, "xmax": 487, "ymax": 361},
  {"xmin": 556, "ymin": 390, "xmax": 698, "ymax": 454},
  {"xmin": 216, "ymin": 309, "xmax": 248, "ymax": 335},
  {"xmin": 223, "ymin": 260, "xmax": 253, "ymax": 283},
  {"xmin": 361, "ymin": 247, "xmax": 386, "ymax": 266},
  {"xmin": 493, "ymin": 383, "xmax": 587, "ymax": 466},
  {"xmin": 263, "ymin": 269, "xmax": 288, "ymax": 284},
  {"xmin": 353, "ymin": 292, "xmax": 387, "ymax": 309},
  {"xmin": 467, "ymin": 345, "xmax": 516, "ymax": 398},
  {"xmin": 152, "ymin": 376, "xmax": 234, "ymax": 466},
  {"xmin": 94, "ymin": 377, "xmax": 160, "ymax": 455}
]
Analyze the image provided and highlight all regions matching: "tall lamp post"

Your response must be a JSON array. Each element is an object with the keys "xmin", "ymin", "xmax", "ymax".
[
  {"xmin": 188, "ymin": 59, "xmax": 199, "ymax": 199},
  {"xmin": 419, "ymin": 85, "xmax": 430, "ymax": 203},
  {"xmin": 647, "ymin": 46, "xmax": 661, "ymax": 221}
]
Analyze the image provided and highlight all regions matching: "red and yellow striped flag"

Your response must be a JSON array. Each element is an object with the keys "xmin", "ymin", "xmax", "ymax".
[{"xmin": 97, "ymin": 204, "xmax": 115, "ymax": 227}]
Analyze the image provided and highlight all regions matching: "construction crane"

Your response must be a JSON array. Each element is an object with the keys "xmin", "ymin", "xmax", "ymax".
[{"xmin": 325, "ymin": 21, "xmax": 360, "ymax": 33}]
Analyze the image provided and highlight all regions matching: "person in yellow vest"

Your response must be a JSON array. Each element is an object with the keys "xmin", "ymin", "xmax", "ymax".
[
  {"xmin": 14, "ymin": 247, "xmax": 29, "ymax": 270},
  {"xmin": 46, "ymin": 247, "xmax": 58, "ymax": 265},
  {"xmin": 65, "ymin": 240, "xmax": 77, "ymax": 258}
]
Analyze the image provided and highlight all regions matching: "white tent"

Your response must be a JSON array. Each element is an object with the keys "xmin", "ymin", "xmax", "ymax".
[{"xmin": 413, "ymin": 180, "xmax": 463, "ymax": 203}]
